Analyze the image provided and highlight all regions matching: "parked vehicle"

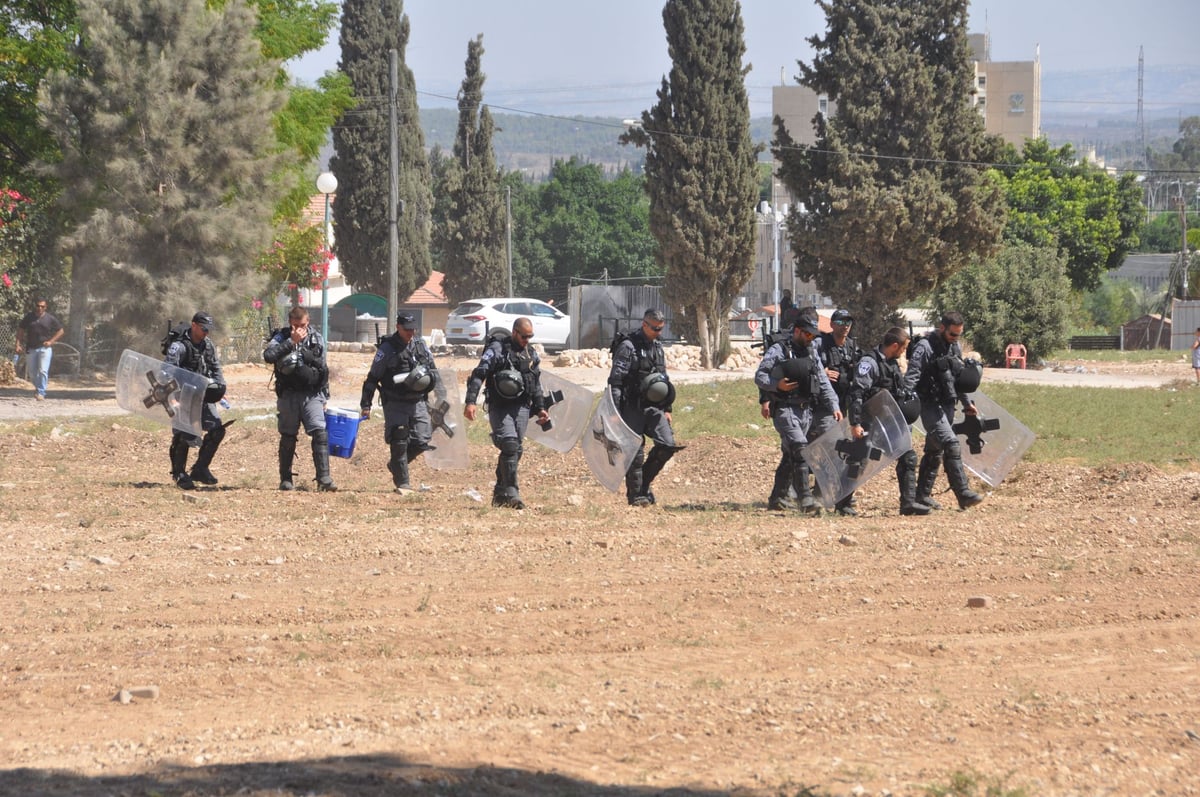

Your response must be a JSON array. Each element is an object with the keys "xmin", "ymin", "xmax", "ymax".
[{"xmin": 445, "ymin": 298, "xmax": 571, "ymax": 351}]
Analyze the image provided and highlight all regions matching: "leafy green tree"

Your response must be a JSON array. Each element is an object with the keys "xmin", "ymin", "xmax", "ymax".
[
  {"xmin": 0, "ymin": 0, "xmax": 77, "ymax": 189},
  {"xmin": 39, "ymin": 0, "xmax": 295, "ymax": 345},
  {"xmin": 502, "ymin": 173, "xmax": 555, "ymax": 297},
  {"xmin": 933, "ymin": 242, "xmax": 1070, "ymax": 364},
  {"xmin": 774, "ymin": 0, "xmax": 1005, "ymax": 343},
  {"xmin": 1139, "ymin": 210, "xmax": 1199, "ymax": 253},
  {"xmin": 1082, "ymin": 275, "xmax": 1151, "ymax": 332},
  {"xmin": 330, "ymin": 0, "xmax": 432, "ymax": 302},
  {"xmin": 437, "ymin": 35, "xmax": 507, "ymax": 305},
  {"xmin": 998, "ymin": 139, "xmax": 1142, "ymax": 291},
  {"xmin": 622, "ymin": 0, "xmax": 760, "ymax": 367}
]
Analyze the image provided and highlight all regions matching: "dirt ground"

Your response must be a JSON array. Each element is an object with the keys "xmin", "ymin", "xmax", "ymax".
[{"xmin": 0, "ymin": 352, "xmax": 1198, "ymax": 797}]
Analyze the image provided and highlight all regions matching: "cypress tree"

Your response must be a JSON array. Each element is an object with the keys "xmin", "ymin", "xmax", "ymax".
[
  {"xmin": 623, "ymin": 0, "xmax": 759, "ymax": 368},
  {"xmin": 436, "ymin": 35, "xmax": 507, "ymax": 305},
  {"xmin": 331, "ymin": 0, "xmax": 432, "ymax": 301},
  {"xmin": 774, "ymin": 0, "xmax": 1005, "ymax": 338},
  {"xmin": 39, "ymin": 0, "xmax": 294, "ymax": 344}
]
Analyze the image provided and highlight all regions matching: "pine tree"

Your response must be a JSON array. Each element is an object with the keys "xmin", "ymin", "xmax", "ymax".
[
  {"xmin": 436, "ymin": 35, "xmax": 507, "ymax": 305},
  {"xmin": 622, "ymin": 0, "xmax": 760, "ymax": 368},
  {"xmin": 774, "ymin": 0, "xmax": 1005, "ymax": 339},
  {"xmin": 39, "ymin": 0, "xmax": 295, "ymax": 344},
  {"xmin": 330, "ymin": 0, "xmax": 432, "ymax": 302}
]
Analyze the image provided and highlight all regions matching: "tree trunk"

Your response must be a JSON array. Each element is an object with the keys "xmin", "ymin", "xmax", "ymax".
[
  {"xmin": 695, "ymin": 306, "xmax": 713, "ymax": 369},
  {"xmin": 65, "ymin": 250, "xmax": 92, "ymax": 353}
]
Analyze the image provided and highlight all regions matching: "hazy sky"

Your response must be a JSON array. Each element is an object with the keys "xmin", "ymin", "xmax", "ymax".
[{"xmin": 287, "ymin": 0, "xmax": 1198, "ymax": 116}]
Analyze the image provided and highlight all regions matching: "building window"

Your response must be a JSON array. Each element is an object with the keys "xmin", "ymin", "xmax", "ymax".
[
  {"xmin": 978, "ymin": 75, "xmax": 986, "ymax": 89},
  {"xmin": 818, "ymin": 96, "xmax": 828, "ymax": 117},
  {"xmin": 977, "ymin": 96, "xmax": 986, "ymax": 110}
]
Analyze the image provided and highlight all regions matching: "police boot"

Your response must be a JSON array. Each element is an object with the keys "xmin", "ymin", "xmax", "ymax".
[
  {"xmin": 944, "ymin": 443, "xmax": 983, "ymax": 509},
  {"xmin": 407, "ymin": 441, "xmax": 434, "ymax": 462},
  {"xmin": 311, "ymin": 429, "xmax": 337, "ymax": 492},
  {"xmin": 498, "ymin": 438, "xmax": 523, "ymax": 509},
  {"xmin": 638, "ymin": 444, "xmax": 681, "ymax": 506},
  {"xmin": 626, "ymin": 449, "xmax": 647, "ymax": 506},
  {"xmin": 190, "ymin": 427, "xmax": 224, "ymax": 485},
  {"xmin": 835, "ymin": 492, "xmax": 857, "ymax": 517},
  {"xmin": 388, "ymin": 443, "xmax": 412, "ymax": 494},
  {"xmin": 278, "ymin": 434, "xmax": 297, "ymax": 491},
  {"xmin": 793, "ymin": 457, "xmax": 820, "ymax": 516},
  {"xmin": 767, "ymin": 453, "xmax": 796, "ymax": 511},
  {"xmin": 169, "ymin": 435, "xmax": 194, "ymax": 490},
  {"xmin": 916, "ymin": 451, "xmax": 943, "ymax": 510},
  {"xmin": 897, "ymin": 453, "xmax": 931, "ymax": 516}
]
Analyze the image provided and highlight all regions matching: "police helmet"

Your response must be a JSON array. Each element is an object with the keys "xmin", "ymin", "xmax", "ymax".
[
  {"xmin": 494, "ymin": 368, "xmax": 525, "ymax": 399},
  {"xmin": 896, "ymin": 390, "xmax": 922, "ymax": 425},
  {"xmin": 639, "ymin": 372, "xmax": 675, "ymax": 407},
  {"xmin": 770, "ymin": 357, "xmax": 811, "ymax": 383},
  {"xmin": 278, "ymin": 349, "xmax": 302, "ymax": 375},
  {"xmin": 955, "ymin": 358, "xmax": 983, "ymax": 393},
  {"xmin": 204, "ymin": 380, "xmax": 227, "ymax": 404},
  {"xmin": 394, "ymin": 364, "xmax": 433, "ymax": 393},
  {"xmin": 831, "ymin": 308, "xmax": 854, "ymax": 325}
]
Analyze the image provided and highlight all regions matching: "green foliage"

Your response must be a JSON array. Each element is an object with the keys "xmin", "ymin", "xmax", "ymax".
[
  {"xmin": 997, "ymin": 139, "xmax": 1143, "ymax": 291},
  {"xmin": 933, "ymin": 242, "xmax": 1070, "ymax": 363},
  {"xmin": 437, "ymin": 36, "xmax": 507, "ymax": 305},
  {"xmin": 623, "ymin": 0, "xmax": 760, "ymax": 368},
  {"xmin": 1081, "ymin": 275, "xmax": 1152, "ymax": 332},
  {"xmin": 255, "ymin": 224, "xmax": 331, "ymax": 301},
  {"xmin": 330, "ymin": 0, "xmax": 433, "ymax": 302},
  {"xmin": 39, "ymin": 0, "xmax": 296, "ymax": 342},
  {"xmin": 1138, "ymin": 210, "xmax": 1199, "ymax": 253},
  {"xmin": 0, "ymin": 189, "xmax": 68, "ymax": 323},
  {"xmin": 923, "ymin": 768, "xmax": 1029, "ymax": 797},
  {"xmin": 774, "ymin": 0, "xmax": 1005, "ymax": 344},
  {"xmin": 0, "ymin": 0, "xmax": 78, "ymax": 188}
]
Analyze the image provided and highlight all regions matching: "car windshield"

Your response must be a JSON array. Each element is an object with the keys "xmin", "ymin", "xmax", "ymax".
[{"xmin": 451, "ymin": 303, "xmax": 484, "ymax": 315}]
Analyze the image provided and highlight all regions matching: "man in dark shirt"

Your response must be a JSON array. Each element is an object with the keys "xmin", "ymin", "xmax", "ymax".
[{"xmin": 16, "ymin": 298, "xmax": 64, "ymax": 400}]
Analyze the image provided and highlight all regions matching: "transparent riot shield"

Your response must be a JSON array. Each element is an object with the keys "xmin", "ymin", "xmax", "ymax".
[
  {"xmin": 424, "ymin": 367, "xmax": 469, "ymax": 471},
  {"xmin": 581, "ymin": 387, "xmax": 642, "ymax": 492},
  {"xmin": 955, "ymin": 390, "xmax": 1035, "ymax": 488},
  {"xmin": 805, "ymin": 390, "xmax": 913, "ymax": 510},
  {"xmin": 525, "ymin": 371, "xmax": 594, "ymax": 453},
  {"xmin": 115, "ymin": 349, "xmax": 209, "ymax": 437}
]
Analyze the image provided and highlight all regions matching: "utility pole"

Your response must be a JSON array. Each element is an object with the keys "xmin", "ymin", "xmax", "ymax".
[
  {"xmin": 387, "ymin": 49, "xmax": 399, "ymax": 327},
  {"xmin": 1180, "ymin": 196, "xmax": 1190, "ymax": 299}
]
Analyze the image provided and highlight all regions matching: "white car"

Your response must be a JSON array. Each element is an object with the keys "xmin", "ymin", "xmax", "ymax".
[{"xmin": 445, "ymin": 298, "xmax": 571, "ymax": 351}]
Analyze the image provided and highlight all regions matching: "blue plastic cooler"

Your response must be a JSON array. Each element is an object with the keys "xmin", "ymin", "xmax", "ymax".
[{"xmin": 325, "ymin": 407, "xmax": 361, "ymax": 458}]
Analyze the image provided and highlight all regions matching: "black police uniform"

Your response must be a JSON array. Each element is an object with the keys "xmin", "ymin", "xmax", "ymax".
[
  {"xmin": 164, "ymin": 313, "xmax": 226, "ymax": 489},
  {"xmin": 607, "ymin": 328, "xmax": 682, "ymax": 506},
  {"xmin": 264, "ymin": 324, "xmax": 336, "ymax": 491},
  {"xmin": 361, "ymin": 328, "xmax": 440, "ymax": 492},
  {"xmin": 465, "ymin": 329, "xmax": 545, "ymax": 508}
]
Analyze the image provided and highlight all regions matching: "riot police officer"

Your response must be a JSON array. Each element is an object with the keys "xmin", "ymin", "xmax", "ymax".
[
  {"xmin": 165, "ymin": 311, "xmax": 227, "ymax": 490},
  {"xmin": 361, "ymin": 312, "xmax": 440, "ymax": 494},
  {"xmin": 464, "ymin": 317, "xmax": 549, "ymax": 509},
  {"xmin": 263, "ymin": 306, "xmax": 336, "ymax": 492},
  {"xmin": 607, "ymin": 309, "xmax": 684, "ymax": 507},
  {"xmin": 847, "ymin": 327, "xmax": 929, "ymax": 516},
  {"xmin": 903, "ymin": 311, "xmax": 985, "ymax": 510},
  {"xmin": 754, "ymin": 314, "xmax": 841, "ymax": 515},
  {"xmin": 811, "ymin": 308, "xmax": 861, "ymax": 515}
]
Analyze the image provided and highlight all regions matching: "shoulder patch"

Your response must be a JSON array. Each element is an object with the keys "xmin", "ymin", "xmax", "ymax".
[{"xmin": 857, "ymin": 359, "xmax": 873, "ymax": 376}]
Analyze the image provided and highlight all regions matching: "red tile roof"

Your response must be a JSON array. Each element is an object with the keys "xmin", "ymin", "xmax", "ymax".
[{"xmin": 405, "ymin": 270, "xmax": 447, "ymax": 306}]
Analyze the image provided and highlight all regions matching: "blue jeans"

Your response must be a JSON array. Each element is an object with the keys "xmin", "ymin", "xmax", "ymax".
[{"xmin": 26, "ymin": 345, "xmax": 53, "ymax": 397}]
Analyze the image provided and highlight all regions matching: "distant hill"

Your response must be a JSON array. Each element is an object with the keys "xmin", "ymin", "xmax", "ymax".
[
  {"xmin": 418, "ymin": 108, "xmax": 780, "ymax": 178},
  {"xmin": 315, "ymin": 66, "xmax": 1200, "ymax": 178}
]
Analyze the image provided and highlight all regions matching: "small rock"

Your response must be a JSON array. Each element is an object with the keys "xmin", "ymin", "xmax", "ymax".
[
  {"xmin": 566, "ymin": 494, "xmax": 584, "ymax": 506},
  {"xmin": 838, "ymin": 534, "xmax": 857, "ymax": 546},
  {"xmin": 593, "ymin": 539, "xmax": 613, "ymax": 549},
  {"xmin": 966, "ymin": 595, "xmax": 993, "ymax": 609},
  {"xmin": 89, "ymin": 555, "xmax": 118, "ymax": 566},
  {"xmin": 115, "ymin": 689, "xmax": 132, "ymax": 704},
  {"xmin": 126, "ymin": 685, "xmax": 160, "ymax": 700}
]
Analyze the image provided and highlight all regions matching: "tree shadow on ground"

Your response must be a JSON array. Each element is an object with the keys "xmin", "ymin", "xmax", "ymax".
[
  {"xmin": 0, "ymin": 386, "xmax": 115, "ymax": 402},
  {"xmin": 2, "ymin": 754, "xmax": 761, "ymax": 797}
]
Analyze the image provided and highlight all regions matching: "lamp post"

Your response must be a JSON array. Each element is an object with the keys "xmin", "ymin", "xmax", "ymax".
[
  {"xmin": 758, "ymin": 201, "xmax": 788, "ymax": 332},
  {"xmin": 316, "ymin": 171, "xmax": 337, "ymax": 340}
]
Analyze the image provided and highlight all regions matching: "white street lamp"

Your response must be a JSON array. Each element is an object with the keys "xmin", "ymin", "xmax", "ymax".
[
  {"xmin": 316, "ymin": 171, "xmax": 337, "ymax": 340},
  {"xmin": 758, "ymin": 201, "xmax": 788, "ymax": 332}
]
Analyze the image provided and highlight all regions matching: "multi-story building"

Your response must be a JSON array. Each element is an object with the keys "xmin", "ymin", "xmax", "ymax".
[{"xmin": 968, "ymin": 33, "xmax": 1041, "ymax": 148}]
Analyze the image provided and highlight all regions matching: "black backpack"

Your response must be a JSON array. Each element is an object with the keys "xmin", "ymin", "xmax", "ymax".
[
  {"xmin": 609, "ymin": 330, "xmax": 632, "ymax": 355},
  {"xmin": 160, "ymin": 321, "xmax": 190, "ymax": 356}
]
